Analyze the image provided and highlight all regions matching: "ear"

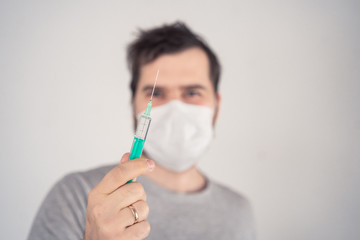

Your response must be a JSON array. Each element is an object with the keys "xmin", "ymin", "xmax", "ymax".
[
  {"xmin": 212, "ymin": 92, "xmax": 221, "ymax": 125},
  {"xmin": 132, "ymin": 103, "xmax": 138, "ymax": 131}
]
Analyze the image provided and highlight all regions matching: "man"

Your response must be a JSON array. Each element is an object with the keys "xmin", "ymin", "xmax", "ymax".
[{"xmin": 28, "ymin": 22, "xmax": 255, "ymax": 240}]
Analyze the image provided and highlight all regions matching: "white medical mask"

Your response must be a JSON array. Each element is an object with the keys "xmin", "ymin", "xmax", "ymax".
[{"xmin": 139, "ymin": 100, "xmax": 214, "ymax": 172}]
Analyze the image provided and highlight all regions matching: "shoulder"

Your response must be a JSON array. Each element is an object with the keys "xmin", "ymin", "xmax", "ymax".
[
  {"xmin": 208, "ymin": 179, "xmax": 254, "ymax": 218},
  {"xmin": 207, "ymin": 179, "xmax": 256, "ymax": 238},
  {"xmin": 27, "ymin": 164, "xmax": 116, "ymax": 240},
  {"xmin": 40, "ymin": 163, "xmax": 116, "ymax": 212},
  {"xmin": 37, "ymin": 163, "xmax": 116, "ymax": 220},
  {"xmin": 210, "ymin": 179, "xmax": 251, "ymax": 205}
]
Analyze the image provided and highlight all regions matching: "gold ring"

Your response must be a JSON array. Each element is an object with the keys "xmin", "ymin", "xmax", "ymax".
[{"xmin": 128, "ymin": 205, "xmax": 139, "ymax": 224}]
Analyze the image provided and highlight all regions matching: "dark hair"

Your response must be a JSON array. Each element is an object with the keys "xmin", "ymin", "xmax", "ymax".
[{"xmin": 127, "ymin": 21, "xmax": 221, "ymax": 100}]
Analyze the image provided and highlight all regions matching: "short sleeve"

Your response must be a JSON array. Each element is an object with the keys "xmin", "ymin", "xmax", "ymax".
[{"xmin": 27, "ymin": 173, "xmax": 90, "ymax": 240}]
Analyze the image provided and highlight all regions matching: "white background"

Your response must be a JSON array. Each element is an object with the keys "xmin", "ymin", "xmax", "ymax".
[{"xmin": 1, "ymin": 0, "xmax": 359, "ymax": 239}]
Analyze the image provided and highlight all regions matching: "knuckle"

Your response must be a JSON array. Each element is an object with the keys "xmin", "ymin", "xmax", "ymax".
[
  {"xmin": 142, "ymin": 221, "xmax": 151, "ymax": 237},
  {"xmin": 134, "ymin": 221, "xmax": 151, "ymax": 239},
  {"xmin": 134, "ymin": 182, "xmax": 145, "ymax": 194},
  {"xmin": 127, "ymin": 158, "xmax": 148, "ymax": 173},
  {"xmin": 142, "ymin": 190, "xmax": 147, "ymax": 201},
  {"xmin": 129, "ymin": 182, "xmax": 145, "ymax": 197},
  {"xmin": 140, "ymin": 201, "xmax": 150, "ymax": 218},
  {"xmin": 144, "ymin": 203, "xmax": 149, "ymax": 217},
  {"xmin": 91, "ymin": 203, "xmax": 105, "ymax": 219},
  {"xmin": 114, "ymin": 165, "xmax": 127, "ymax": 180},
  {"xmin": 99, "ymin": 224, "xmax": 113, "ymax": 239}
]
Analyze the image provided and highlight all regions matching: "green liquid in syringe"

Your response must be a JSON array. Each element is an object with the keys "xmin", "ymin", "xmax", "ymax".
[{"xmin": 129, "ymin": 137, "xmax": 145, "ymax": 160}]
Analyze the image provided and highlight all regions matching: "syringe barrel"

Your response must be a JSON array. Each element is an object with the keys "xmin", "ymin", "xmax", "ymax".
[
  {"xmin": 135, "ymin": 114, "xmax": 151, "ymax": 141},
  {"xmin": 129, "ymin": 114, "xmax": 151, "ymax": 163}
]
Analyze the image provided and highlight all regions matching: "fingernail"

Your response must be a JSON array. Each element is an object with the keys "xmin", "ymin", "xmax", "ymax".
[{"xmin": 147, "ymin": 159, "xmax": 155, "ymax": 171}]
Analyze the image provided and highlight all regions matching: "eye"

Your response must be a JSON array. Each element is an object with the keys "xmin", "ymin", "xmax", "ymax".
[
  {"xmin": 152, "ymin": 90, "xmax": 162, "ymax": 97},
  {"xmin": 146, "ymin": 89, "xmax": 162, "ymax": 98},
  {"xmin": 185, "ymin": 89, "xmax": 201, "ymax": 97}
]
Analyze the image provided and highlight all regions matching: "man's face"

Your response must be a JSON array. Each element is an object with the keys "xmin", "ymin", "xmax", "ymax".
[{"xmin": 133, "ymin": 47, "xmax": 220, "ymax": 119}]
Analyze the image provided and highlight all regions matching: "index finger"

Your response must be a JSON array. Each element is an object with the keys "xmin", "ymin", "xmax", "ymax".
[{"xmin": 95, "ymin": 155, "xmax": 155, "ymax": 194}]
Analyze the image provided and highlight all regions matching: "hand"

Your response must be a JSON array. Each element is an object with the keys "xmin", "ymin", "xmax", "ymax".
[{"xmin": 83, "ymin": 153, "xmax": 155, "ymax": 240}]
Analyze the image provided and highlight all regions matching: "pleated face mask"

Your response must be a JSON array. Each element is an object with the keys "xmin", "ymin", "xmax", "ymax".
[{"xmin": 140, "ymin": 100, "xmax": 214, "ymax": 172}]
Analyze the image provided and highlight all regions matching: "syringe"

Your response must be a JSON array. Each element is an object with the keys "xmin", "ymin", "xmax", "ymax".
[{"xmin": 127, "ymin": 70, "xmax": 159, "ymax": 183}]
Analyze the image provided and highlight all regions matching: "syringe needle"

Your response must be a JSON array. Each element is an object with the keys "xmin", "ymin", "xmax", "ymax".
[{"xmin": 150, "ymin": 69, "xmax": 159, "ymax": 101}]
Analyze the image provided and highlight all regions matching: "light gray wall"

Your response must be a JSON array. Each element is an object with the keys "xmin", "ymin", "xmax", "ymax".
[{"xmin": 1, "ymin": 0, "xmax": 359, "ymax": 239}]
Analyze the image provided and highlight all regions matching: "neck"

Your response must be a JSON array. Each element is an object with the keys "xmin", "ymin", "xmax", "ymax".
[{"xmin": 143, "ymin": 164, "xmax": 207, "ymax": 194}]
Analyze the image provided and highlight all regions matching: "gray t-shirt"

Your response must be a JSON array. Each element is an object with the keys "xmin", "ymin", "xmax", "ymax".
[{"xmin": 28, "ymin": 164, "xmax": 256, "ymax": 240}]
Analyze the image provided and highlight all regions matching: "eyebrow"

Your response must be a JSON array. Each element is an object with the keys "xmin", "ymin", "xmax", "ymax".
[
  {"xmin": 141, "ymin": 84, "xmax": 207, "ymax": 92},
  {"xmin": 142, "ymin": 85, "xmax": 159, "ymax": 92},
  {"xmin": 180, "ymin": 84, "xmax": 206, "ymax": 90}
]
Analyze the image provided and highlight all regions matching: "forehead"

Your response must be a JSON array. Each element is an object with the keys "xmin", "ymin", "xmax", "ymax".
[{"xmin": 138, "ymin": 47, "xmax": 212, "ymax": 89}]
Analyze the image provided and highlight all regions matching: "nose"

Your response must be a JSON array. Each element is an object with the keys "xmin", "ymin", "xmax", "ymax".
[
  {"xmin": 166, "ymin": 90, "xmax": 181, "ymax": 102},
  {"xmin": 152, "ymin": 89, "xmax": 182, "ymax": 108}
]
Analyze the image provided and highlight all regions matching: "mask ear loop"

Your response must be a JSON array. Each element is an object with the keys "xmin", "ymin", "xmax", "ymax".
[
  {"xmin": 131, "ymin": 103, "xmax": 138, "ymax": 132},
  {"xmin": 212, "ymin": 93, "xmax": 221, "ymax": 138},
  {"xmin": 212, "ymin": 107, "xmax": 217, "ymax": 139}
]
